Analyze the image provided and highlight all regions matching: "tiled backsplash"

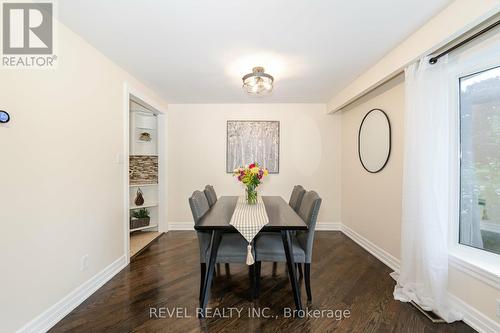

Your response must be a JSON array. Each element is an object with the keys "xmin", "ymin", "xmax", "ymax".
[{"xmin": 129, "ymin": 155, "xmax": 158, "ymax": 185}]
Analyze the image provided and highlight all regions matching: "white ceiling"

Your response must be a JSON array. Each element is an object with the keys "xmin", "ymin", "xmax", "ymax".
[{"xmin": 58, "ymin": 0, "xmax": 451, "ymax": 103}]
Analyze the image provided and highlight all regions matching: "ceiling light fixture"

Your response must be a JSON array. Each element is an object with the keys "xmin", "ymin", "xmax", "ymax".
[{"xmin": 242, "ymin": 66, "xmax": 274, "ymax": 96}]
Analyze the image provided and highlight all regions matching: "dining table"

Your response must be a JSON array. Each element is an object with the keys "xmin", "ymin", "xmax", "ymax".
[{"xmin": 194, "ymin": 195, "xmax": 308, "ymax": 317}]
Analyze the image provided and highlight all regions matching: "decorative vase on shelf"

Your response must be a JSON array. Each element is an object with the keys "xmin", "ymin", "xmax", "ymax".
[
  {"xmin": 246, "ymin": 185, "xmax": 258, "ymax": 205},
  {"xmin": 134, "ymin": 188, "xmax": 145, "ymax": 206}
]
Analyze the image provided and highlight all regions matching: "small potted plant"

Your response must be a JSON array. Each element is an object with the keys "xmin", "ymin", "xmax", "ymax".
[{"xmin": 130, "ymin": 208, "xmax": 150, "ymax": 229}]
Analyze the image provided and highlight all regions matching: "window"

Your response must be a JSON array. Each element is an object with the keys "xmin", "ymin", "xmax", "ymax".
[{"xmin": 459, "ymin": 66, "xmax": 500, "ymax": 255}]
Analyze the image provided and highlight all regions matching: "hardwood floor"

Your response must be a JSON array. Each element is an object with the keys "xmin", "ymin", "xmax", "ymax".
[
  {"xmin": 51, "ymin": 231, "xmax": 475, "ymax": 333},
  {"xmin": 130, "ymin": 231, "xmax": 163, "ymax": 258}
]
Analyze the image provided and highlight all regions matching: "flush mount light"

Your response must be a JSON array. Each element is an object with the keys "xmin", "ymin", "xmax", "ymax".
[
  {"xmin": 242, "ymin": 67, "xmax": 274, "ymax": 96},
  {"xmin": 0, "ymin": 110, "xmax": 10, "ymax": 124}
]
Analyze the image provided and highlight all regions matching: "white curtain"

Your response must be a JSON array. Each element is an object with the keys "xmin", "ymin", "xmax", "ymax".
[
  {"xmin": 393, "ymin": 56, "xmax": 462, "ymax": 322},
  {"xmin": 459, "ymin": 88, "xmax": 484, "ymax": 249}
]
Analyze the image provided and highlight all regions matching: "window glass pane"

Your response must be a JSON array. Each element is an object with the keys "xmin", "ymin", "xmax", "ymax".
[{"xmin": 460, "ymin": 66, "xmax": 500, "ymax": 255}]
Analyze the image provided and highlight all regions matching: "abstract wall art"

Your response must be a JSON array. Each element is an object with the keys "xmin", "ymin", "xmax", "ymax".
[{"xmin": 226, "ymin": 120, "xmax": 280, "ymax": 173}]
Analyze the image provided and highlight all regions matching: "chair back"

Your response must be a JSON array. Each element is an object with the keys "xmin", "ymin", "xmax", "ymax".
[
  {"xmin": 289, "ymin": 185, "xmax": 306, "ymax": 212},
  {"xmin": 204, "ymin": 185, "xmax": 218, "ymax": 207},
  {"xmin": 296, "ymin": 190, "xmax": 322, "ymax": 263},
  {"xmin": 189, "ymin": 190, "xmax": 211, "ymax": 263},
  {"xmin": 189, "ymin": 190, "xmax": 210, "ymax": 222}
]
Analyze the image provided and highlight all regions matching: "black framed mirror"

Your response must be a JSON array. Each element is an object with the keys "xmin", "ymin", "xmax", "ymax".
[{"xmin": 358, "ymin": 109, "xmax": 391, "ymax": 173}]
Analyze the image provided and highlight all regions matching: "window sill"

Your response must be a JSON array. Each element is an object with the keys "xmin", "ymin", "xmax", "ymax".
[{"xmin": 449, "ymin": 245, "xmax": 500, "ymax": 290}]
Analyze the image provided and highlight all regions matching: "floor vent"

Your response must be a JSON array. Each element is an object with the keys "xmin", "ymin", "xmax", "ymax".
[
  {"xmin": 410, "ymin": 301, "xmax": 446, "ymax": 324},
  {"xmin": 390, "ymin": 272, "xmax": 446, "ymax": 324}
]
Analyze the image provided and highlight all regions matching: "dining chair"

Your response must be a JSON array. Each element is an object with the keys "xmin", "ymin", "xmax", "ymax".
[
  {"xmin": 203, "ymin": 185, "xmax": 223, "ymax": 274},
  {"xmin": 204, "ymin": 185, "xmax": 218, "ymax": 207},
  {"xmin": 189, "ymin": 190, "xmax": 254, "ymax": 300},
  {"xmin": 254, "ymin": 190, "xmax": 322, "ymax": 301},
  {"xmin": 269, "ymin": 185, "xmax": 306, "ymax": 275},
  {"xmin": 289, "ymin": 185, "xmax": 306, "ymax": 212}
]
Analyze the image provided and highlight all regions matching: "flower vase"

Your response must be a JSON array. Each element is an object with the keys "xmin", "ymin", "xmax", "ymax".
[{"xmin": 246, "ymin": 186, "xmax": 258, "ymax": 205}]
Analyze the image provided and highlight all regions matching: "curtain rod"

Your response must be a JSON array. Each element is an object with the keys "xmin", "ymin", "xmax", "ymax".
[{"xmin": 429, "ymin": 19, "xmax": 500, "ymax": 64}]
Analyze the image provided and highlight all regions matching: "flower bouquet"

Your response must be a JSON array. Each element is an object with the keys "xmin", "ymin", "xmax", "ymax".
[{"xmin": 233, "ymin": 162, "xmax": 269, "ymax": 204}]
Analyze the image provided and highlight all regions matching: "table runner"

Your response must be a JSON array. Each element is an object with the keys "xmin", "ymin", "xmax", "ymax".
[{"xmin": 229, "ymin": 196, "xmax": 269, "ymax": 265}]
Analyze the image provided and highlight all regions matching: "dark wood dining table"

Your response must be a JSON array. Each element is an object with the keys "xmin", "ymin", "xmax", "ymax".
[{"xmin": 194, "ymin": 196, "xmax": 308, "ymax": 317}]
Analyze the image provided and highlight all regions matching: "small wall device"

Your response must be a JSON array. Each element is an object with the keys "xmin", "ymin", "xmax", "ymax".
[{"xmin": 0, "ymin": 110, "xmax": 10, "ymax": 123}]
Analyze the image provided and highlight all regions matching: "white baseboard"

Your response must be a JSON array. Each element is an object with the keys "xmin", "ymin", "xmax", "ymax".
[
  {"xmin": 315, "ymin": 221, "xmax": 342, "ymax": 231},
  {"xmin": 340, "ymin": 223, "xmax": 401, "ymax": 273},
  {"xmin": 17, "ymin": 255, "xmax": 127, "ymax": 333},
  {"xmin": 168, "ymin": 221, "xmax": 341, "ymax": 232},
  {"xmin": 448, "ymin": 293, "xmax": 500, "ymax": 333},
  {"xmin": 167, "ymin": 222, "xmax": 194, "ymax": 231}
]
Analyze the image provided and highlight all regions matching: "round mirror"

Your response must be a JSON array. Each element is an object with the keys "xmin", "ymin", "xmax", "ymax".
[{"xmin": 358, "ymin": 109, "xmax": 391, "ymax": 173}]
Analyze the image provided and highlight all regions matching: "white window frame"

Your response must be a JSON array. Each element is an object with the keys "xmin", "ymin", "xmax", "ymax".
[{"xmin": 447, "ymin": 35, "xmax": 500, "ymax": 289}]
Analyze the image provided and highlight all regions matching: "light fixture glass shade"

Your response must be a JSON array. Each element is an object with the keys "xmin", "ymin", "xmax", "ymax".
[{"xmin": 242, "ymin": 67, "xmax": 274, "ymax": 95}]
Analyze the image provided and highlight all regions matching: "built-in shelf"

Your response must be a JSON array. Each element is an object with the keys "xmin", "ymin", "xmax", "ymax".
[
  {"xmin": 129, "ymin": 224, "xmax": 158, "ymax": 232},
  {"xmin": 129, "ymin": 108, "xmax": 161, "ymax": 254},
  {"xmin": 130, "ymin": 203, "xmax": 158, "ymax": 209},
  {"xmin": 129, "ymin": 154, "xmax": 158, "ymax": 157}
]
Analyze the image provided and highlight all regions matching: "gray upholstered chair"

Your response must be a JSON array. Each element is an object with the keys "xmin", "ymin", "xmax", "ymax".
[
  {"xmin": 189, "ymin": 190, "xmax": 253, "ymax": 300},
  {"xmin": 254, "ymin": 190, "xmax": 322, "ymax": 301},
  {"xmin": 204, "ymin": 185, "xmax": 217, "ymax": 207},
  {"xmin": 289, "ymin": 185, "xmax": 306, "ymax": 212},
  {"xmin": 268, "ymin": 185, "xmax": 306, "ymax": 274}
]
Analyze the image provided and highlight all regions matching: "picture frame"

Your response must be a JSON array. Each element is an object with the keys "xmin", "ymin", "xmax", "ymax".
[{"xmin": 226, "ymin": 120, "xmax": 280, "ymax": 173}]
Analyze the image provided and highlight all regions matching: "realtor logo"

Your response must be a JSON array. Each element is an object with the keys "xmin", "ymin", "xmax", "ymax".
[{"xmin": 2, "ymin": 1, "xmax": 56, "ymax": 68}]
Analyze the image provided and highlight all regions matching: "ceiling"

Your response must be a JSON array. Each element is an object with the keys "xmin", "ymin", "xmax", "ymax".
[{"xmin": 58, "ymin": 0, "xmax": 451, "ymax": 103}]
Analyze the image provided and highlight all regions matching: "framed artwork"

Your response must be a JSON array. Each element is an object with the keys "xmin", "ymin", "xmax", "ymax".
[{"xmin": 226, "ymin": 120, "xmax": 280, "ymax": 173}]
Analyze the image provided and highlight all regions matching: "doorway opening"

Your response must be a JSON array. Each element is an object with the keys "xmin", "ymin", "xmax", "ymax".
[{"xmin": 124, "ymin": 87, "xmax": 166, "ymax": 260}]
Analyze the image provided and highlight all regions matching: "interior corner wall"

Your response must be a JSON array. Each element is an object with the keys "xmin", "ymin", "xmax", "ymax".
[
  {"xmin": 166, "ymin": 103, "xmax": 342, "ymax": 227},
  {"xmin": 0, "ymin": 21, "xmax": 167, "ymax": 332}
]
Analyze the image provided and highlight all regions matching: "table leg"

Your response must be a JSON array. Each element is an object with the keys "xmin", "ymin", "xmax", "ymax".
[
  {"xmin": 281, "ymin": 230, "xmax": 303, "ymax": 312},
  {"xmin": 199, "ymin": 263, "xmax": 206, "ymax": 301},
  {"xmin": 199, "ymin": 230, "xmax": 222, "ymax": 317}
]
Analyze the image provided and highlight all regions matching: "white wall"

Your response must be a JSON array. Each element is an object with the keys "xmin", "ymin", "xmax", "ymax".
[
  {"xmin": 167, "ymin": 103, "xmax": 341, "ymax": 227},
  {"xmin": 341, "ymin": 75, "xmax": 405, "ymax": 260},
  {"xmin": 340, "ymin": 76, "xmax": 500, "ymax": 327},
  {"xmin": 0, "ymin": 22, "xmax": 167, "ymax": 332}
]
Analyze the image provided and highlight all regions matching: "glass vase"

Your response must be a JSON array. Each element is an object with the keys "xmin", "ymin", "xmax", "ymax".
[{"xmin": 246, "ymin": 186, "xmax": 258, "ymax": 205}]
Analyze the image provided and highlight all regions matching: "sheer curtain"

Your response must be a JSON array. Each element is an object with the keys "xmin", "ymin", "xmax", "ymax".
[
  {"xmin": 393, "ymin": 56, "xmax": 461, "ymax": 322},
  {"xmin": 459, "ymin": 88, "xmax": 484, "ymax": 249}
]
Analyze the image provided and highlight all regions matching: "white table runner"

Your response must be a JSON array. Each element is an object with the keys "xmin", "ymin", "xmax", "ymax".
[{"xmin": 229, "ymin": 196, "xmax": 269, "ymax": 265}]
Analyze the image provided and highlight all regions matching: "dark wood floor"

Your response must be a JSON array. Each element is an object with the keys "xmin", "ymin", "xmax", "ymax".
[{"xmin": 51, "ymin": 231, "xmax": 475, "ymax": 333}]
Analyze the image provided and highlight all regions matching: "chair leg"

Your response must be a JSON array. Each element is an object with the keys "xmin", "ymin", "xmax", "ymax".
[
  {"xmin": 224, "ymin": 263, "xmax": 230, "ymax": 278},
  {"xmin": 304, "ymin": 263, "xmax": 312, "ymax": 301},
  {"xmin": 216, "ymin": 263, "xmax": 221, "ymax": 276},
  {"xmin": 199, "ymin": 263, "xmax": 206, "ymax": 301},
  {"xmin": 254, "ymin": 261, "xmax": 261, "ymax": 298},
  {"xmin": 297, "ymin": 263, "xmax": 303, "ymax": 279},
  {"xmin": 272, "ymin": 262, "xmax": 278, "ymax": 277}
]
